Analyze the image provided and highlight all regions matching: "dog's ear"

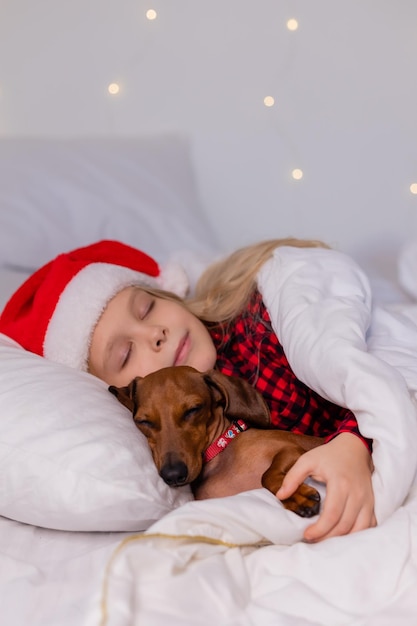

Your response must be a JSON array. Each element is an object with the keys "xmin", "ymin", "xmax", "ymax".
[
  {"xmin": 108, "ymin": 377, "xmax": 141, "ymax": 414},
  {"xmin": 202, "ymin": 369, "xmax": 270, "ymax": 428}
]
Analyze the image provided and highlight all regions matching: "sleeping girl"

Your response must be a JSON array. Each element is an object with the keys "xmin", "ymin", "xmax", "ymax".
[{"xmin": 1, "ymin": 237, "xmax": 416, "ymax": 543}]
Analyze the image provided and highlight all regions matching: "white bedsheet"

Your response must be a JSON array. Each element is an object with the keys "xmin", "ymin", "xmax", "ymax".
[{"xmin": 0, "ymin": 516, "xmax": 130, "ymax": 626}]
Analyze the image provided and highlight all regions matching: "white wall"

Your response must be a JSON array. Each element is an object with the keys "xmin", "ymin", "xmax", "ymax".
[{"xmin": 1, "ymin": 0, "xmax": 416, "ymax": 279}]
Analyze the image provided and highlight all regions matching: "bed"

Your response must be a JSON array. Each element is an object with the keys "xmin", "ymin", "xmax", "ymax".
[{"xmin": 1, "ymin": 135, "xmax": 417, "ymax": 626}]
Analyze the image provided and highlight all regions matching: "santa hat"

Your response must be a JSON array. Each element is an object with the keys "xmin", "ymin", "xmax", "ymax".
[{"xmin": 0, "ymin": 240, "xmax": 189, "ymax": 371}]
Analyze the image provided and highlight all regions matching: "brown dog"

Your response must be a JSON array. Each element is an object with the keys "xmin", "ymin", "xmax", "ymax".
[{"xmin": 109, "ymin": 365, "xmax": 324, "ymax": 517}]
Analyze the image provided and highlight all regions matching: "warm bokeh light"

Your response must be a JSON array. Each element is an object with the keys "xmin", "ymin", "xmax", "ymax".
[
  {"xmin": 263, "ymin": 96, "xmax": 275, "ymax": 107},
  {"xmin": 108, "ymin": 83, "xmax": 120, "ymax": 95},
  {"xmin": 286, "ymin": 18, "xmax": 299, "ymax": 31},
  {"xmin": 410, "ymin": 183, "xmax": 417, "ymax": 195},
  {"xmin": 146, "ymin": 9, "xmax": 157, "ymax": 20},
  {"xmin": 292, "ymin": 168, "xmax": 303, "ymax": 180}
]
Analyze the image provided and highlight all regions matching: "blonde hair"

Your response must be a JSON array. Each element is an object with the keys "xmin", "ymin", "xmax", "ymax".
[
  {"xmin": 187, "ymin": 238, "xmax": 329, "ymax": 323},
  {"xmin": 137, "ymin": 238, "xmax": 329, "ymax": 326}
]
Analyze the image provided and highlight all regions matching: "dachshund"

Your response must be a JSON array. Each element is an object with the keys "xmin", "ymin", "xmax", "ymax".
[{"xmin": 109, "ymin": 365, "xmax": 324, "ymax": 517}]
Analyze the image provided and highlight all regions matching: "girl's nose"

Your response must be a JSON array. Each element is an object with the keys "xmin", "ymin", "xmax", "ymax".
[{"xmin": 151, "ymin": 326, "xmax": 167, "ymax": 350}]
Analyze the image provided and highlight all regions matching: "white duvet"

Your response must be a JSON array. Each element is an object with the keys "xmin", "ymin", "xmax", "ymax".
[{"xmin": 89, "ymin": 247, "xmax": 417, "ymax": 626}]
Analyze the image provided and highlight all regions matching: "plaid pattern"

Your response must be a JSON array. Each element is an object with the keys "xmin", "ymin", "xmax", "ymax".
[{"xmin": 209, "ymin": 289, "xmax": 372, "ymax": 450}]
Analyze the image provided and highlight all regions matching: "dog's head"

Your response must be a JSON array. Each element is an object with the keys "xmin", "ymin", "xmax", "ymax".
[{"xmin": 109, "ymin": 365, "xmax": 270, "ymax": 488}]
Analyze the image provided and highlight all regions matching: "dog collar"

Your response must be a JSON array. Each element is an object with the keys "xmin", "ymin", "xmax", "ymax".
[{"xmin": 203, "ymin": 419, "xmax": 250, "ymax": 464}]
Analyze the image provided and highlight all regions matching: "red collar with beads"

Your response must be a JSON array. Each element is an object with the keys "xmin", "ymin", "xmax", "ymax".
[{"xmin": 203, "ymin": 419, "xmax": 250, "ymax": 464}]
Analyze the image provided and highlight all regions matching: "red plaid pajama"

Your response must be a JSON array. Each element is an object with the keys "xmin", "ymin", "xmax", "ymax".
[{"xmin": 209, "ymin": 290, "xmax": 371, "ymax": 450}]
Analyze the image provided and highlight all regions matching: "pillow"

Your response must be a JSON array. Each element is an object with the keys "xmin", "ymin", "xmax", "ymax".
[
  {"xmin": 0, "ymin": 333, "xmax": 193, "ymax": 531},
  {"xmin": 0, "ymin": 135, "xmax": 220, "ymax": 269},
  {"xmin": 398, "ymin": 238, "xmax": 417, "ymax": 300}
]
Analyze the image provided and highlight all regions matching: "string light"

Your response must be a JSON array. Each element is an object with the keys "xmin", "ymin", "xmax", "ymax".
[
  {"xmin": 286, "ymin": 18, "xmax": 299, "ymax": 31},
  {"xmin": 100, "ymin": 9, "xmax": 412, "ymax": 206},
  {"xmin": 146, "ymin": 9, "xmax": 157, "ymax": 20},
  {"xmin": 108, "ymin": 83, "xmax": 120, "ymax": 95}
]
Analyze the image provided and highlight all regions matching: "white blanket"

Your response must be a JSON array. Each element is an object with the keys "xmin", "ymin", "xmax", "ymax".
[
  {"xmin": 91, "ymin": 488, "xmax": 417, "ymax": 626},
  {"xmin": 88, "ymin": 247, "xmax": 417, "ymax": 625}
]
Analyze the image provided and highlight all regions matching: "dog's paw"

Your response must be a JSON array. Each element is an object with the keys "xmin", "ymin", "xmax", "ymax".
[{"xmin": 281, "ymin": 484, "xmax": 321, "ymax": 517}]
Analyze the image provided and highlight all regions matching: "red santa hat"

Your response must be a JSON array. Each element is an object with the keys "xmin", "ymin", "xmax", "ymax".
[{"xmin": 0, "ymin": 240, "xmax": 189, "ymax": 371}]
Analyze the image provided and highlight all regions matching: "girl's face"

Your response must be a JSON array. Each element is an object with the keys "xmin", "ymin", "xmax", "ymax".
[{"xmin": 88, "ymin": 287, "xmax": 217, "ymax": 387}]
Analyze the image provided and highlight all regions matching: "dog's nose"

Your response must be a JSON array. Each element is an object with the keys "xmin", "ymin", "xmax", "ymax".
[{"xmin": 160, "ymin": 460, "xmax": 189, "ymax": 486}]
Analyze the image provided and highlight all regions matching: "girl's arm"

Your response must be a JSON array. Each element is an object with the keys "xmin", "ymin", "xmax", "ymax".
[{"xmin": 257, "ymin": 245, "xmax": 417, "ymax": 528}]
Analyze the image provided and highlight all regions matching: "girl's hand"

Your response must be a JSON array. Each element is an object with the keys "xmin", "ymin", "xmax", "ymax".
[{"xmin": 276, "ymin": 432, "xmax": 376, "ymax": 542}]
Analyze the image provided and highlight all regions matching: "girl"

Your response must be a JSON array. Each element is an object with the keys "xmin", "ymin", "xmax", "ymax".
[{"xmin": 1, "ymin": 238, "xmax": 415, "ymax": 542}]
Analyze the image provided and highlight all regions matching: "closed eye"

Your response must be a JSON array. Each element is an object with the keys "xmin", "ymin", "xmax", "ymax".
[
  {"xmin": 140, "ymin": 299, "xmax": 154, "ymax": 319},
  {"xmin": 134, "ymin": 418, "xmax": 155, "ymax": 430},
  {"xmin": 121, "ymin": 342, "xmax": 133, "ymax": 369},
  {"xmin": 182, "ymin": 404, "xmax": 204, "ymax": 421},
  {"xmin": 133, "ymin": 292, "xmax": 155, "ymax": 320}
]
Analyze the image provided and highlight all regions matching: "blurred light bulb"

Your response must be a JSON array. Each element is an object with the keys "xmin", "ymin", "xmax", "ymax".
[
  {"xmin": 292, "ymin": 169, "xmax": 303, "ymax": 180},
  {"xmin": 146, "ymin": 9, "xmax": 157, "ymax": 20},
  {"xmin": 287, "ymin": 18, "xmax": 299, "ymax": 31},
  {"xmin": 108, "ymin": 83, "xmax": 120, "ymax": 95},
  {"xmin": 410, "ymin": 183, "xmax": 417, "ymax": 195},
  {"xmin": 264, "ymin": 96, "xmax": 275, "ymax": 107}
]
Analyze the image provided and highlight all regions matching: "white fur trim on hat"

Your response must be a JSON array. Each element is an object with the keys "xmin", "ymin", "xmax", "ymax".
[{"xmin": 44, "ymin": 263, "xmax": 160, "ymax": 371}]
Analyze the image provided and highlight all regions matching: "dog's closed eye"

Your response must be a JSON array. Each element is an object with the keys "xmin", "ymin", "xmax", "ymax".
[
  {"xmin": 134, "ymin": 418, "xmax": 156, "ymax": 430},
  {"xmin": 182, "ymin": 404, "xmax": 204, "ymax": 422}
]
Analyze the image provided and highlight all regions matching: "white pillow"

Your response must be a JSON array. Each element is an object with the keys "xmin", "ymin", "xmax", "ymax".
[
  {"xmin": 0, "ymin": 135, "xmax": 219, "ymax": 269},
  {"xmin": 398, "ymin": 238, "xmax": 417, "ymax": 300},
  {"xmin": 0, "ymin": 333, "xmax": 193, "ymax": 531}
]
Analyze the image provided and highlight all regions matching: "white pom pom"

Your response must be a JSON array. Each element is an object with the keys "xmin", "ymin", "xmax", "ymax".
[{"xmin": 157, "ymin": 261, "xmax": 190, "ymax": 297}]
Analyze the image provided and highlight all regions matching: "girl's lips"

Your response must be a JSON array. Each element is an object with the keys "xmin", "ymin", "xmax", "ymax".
[{"xmin": 174, "ymin": 333, "xmax": 190, "ymax": 365}]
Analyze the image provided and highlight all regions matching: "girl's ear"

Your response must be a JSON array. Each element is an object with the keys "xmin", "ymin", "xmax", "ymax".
[
  {"xmin": 202, "ymin": 369, "xmax": 271, "ymax": 428},
  {"xmin": 108, "ymin": 377, "xmax": 142, "ymax": 414}
]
